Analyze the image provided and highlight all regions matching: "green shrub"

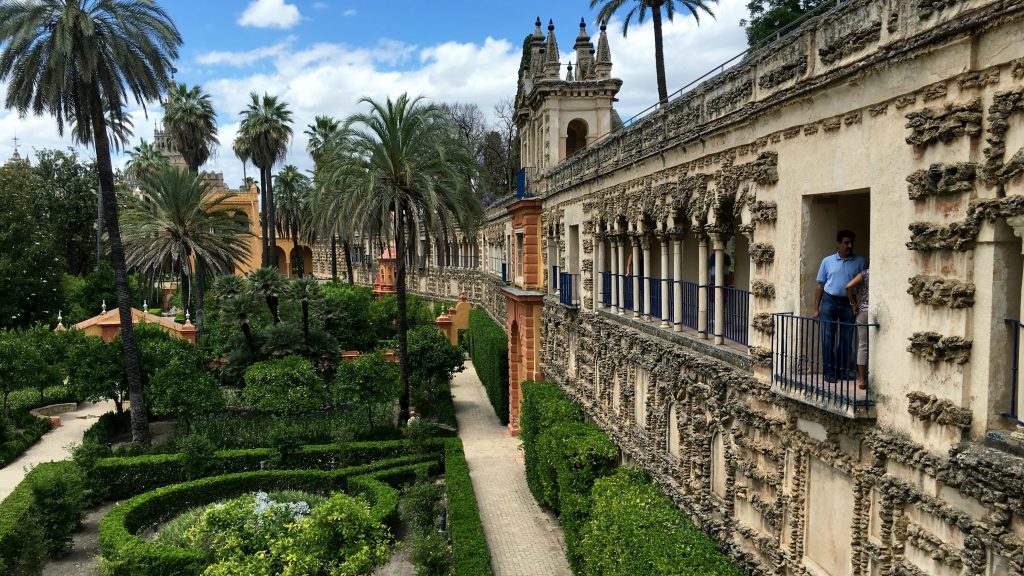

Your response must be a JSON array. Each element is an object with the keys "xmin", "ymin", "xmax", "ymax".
[
  {"xmin": 26, "ymin": 461, "xmax": 86, "ymax": 557},
  {"xmin": 268, "ymin": 423, "xmax": 301, "ymax": 468},
  {"xmin": 242, "ymin": 356, "xmax": 324, "ymax": 416},
  {"xmin": 148, "ymin": 358, "xmax": 225, "ymax": 433},
  {"xmin": 332, "ymin": 351, "xmax": 400, "ymax": 428},
  {"xmin": 520, "ymin": 381, "xmax": 582, "ymax": 502},
  {"xmin": 0, "ymin": 461, "xmax": 79, "ymax": 573},
  {"xmin": 410, "ymin": 530, "xmax": 451, "ymax": 576},
  {"xmin": 0, "ymin": 414, "xmax": 51, "ymax": 468},
  {"xmin": 400, "ymin": 481, "xmax": 441, "ymax": 533},
  {"xmin": 444, "ymin": 439, "xmax": 493, "ymax": 576},
  {"xmin": 82, "ymin": 411, "xmax": 131, "ymax": 446},
  {"xmin": 177, "ymin": 435, "xmax": 216, "ymax": 481},
  {"xmin": 581, "ymin": 468, "xmax": 745, "ymax": 576},
  {"xmin": 467, "ymin": 309, "xmax": 509, "ymax": 424}
]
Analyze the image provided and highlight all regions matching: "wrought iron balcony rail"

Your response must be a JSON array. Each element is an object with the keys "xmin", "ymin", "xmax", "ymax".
[
  {"xmin": 559, "ymin": 272, "xmax": 580, "ymax": 308},
  {"xmin": 1004, "ymin": 319, "xmax": 1024, "ymax": 426},
  {"xmin": 708, "ymin": 286, "xmax": 751, "ymax": 346}
]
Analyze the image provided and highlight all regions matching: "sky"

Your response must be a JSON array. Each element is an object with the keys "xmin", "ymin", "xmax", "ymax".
[{"xmin": 0, "ymin": 0, "xmax": 750, "ymax": 188}]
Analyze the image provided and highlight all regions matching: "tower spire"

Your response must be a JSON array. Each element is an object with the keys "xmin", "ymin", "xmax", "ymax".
[
  {"xmin": 595, "ymin": 23, "xmax": 613, "ymax": 79},
  {"xmin": 574, "ymin": 17, "xmax": 595, "ymax": 80},
  {"xmin": 545, "ymin": 19, "xmax": 560, "ymax": 79}
]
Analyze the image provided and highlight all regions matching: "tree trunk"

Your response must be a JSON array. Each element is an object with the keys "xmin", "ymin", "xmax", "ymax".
[
  {"xmin": 92, "ymin": 88, "xmax": 150, "ymax": 446},
  {"xmin": 395, "ymin": 206, "xmax": 411, "ymax": 423},
  {"xmin": 196, "ymin": 257, "xmax": 206, "ymax": 342},
  {"xmin": 95, "ymin": 187, "xmax": 105, "ymax": 263},
  {"xmin": 241, "ymin": 320, "xmax": 254, "ymax": 352},
  {"xmin": 179, "ymin": 269, "xmax": 191, "ymax": 314},
  {"xmin": 343, "ymin": 241, "xmax": 354, "ymax": 284},
  {"xmin": 302, "ymin": 299, "xmax": 309, "ymax": 346},
  {"xmin": 330, "ymin": 235, "xmax": 338, "ymax": 280},
  {"xmin": 260, "ymin": 167, "xmax": 270, "ymax": 268},
  {"xmin": 268, "ymin": 169, "xmax": 278, "ymax": 269},
  {"xmin": 653, "ymin": 5, "xmax": 669, "ymax": 104}
]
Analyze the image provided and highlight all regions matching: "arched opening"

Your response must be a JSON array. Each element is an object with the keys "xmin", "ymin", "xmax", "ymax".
[
  {"xmin": 711, "ymin": 430, "xmax": 727, "ymax": 498},
  {"xmin": 302, "ymin": 246, "xmax": 313, "ymax": 277},
  {"xmin": 274, "ymin": 246, "xmax": 288, "ymax": 275},
  {"xmin": 612, "ymin": 373, "xmax": 621, "ymax": 416},
  {"xmin": 667, "ymin": 403, "xmax": 680, "ymax": 459},
  {"xmin": 565, "ymin": 119, "xmax": 588, "ymax": 158},
  {"xmin": 634, "ymin": 366, "xmax": 648, "ymax": 430}
]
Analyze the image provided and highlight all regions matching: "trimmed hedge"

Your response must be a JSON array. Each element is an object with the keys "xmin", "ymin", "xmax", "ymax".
[
  {"xmin": 99, "ymin": 457, "xmax": 435, "ymax": 576},
  {"xmin": 520, "ymin": 381, "xmax": 583, "ymax": 502},
  {"xmin": 81, "ymin": 410, "xmax": 131, "ymax": 446},
  {"xmin": 444, "ymin": 439, "xmax": 494, "ymax": 576},
  {"xmin": 467, "ymin": 308, "xmax": 509, "ymax": 424},
  {"xmin": 0, "ymin": 461, "xmax": 82, "ymax": 575},
  {"xmin": 0, "ymin": 414, "xmax": 50, "ymax": 469},
  {"xmin": 581, "ymin": 468, "xmax": 746, "ymax": 576}
]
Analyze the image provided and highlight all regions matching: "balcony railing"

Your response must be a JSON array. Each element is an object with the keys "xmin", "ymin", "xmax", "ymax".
[
  {"xmin": 1005, "ymin": 319, "xmax": 1024, "ymax": 425},
  {"xmin": 501, "ymin": 263, "xmax": 508, "ymax": 283},
  {"xmin": 551, "ymin": 265, "xmax": 560, "ymax": 291},
  {"xmin": 559, "ymin": 272, "xmax": 580, "ymax": 308},
  {"xmin": 623, "ymin": 274, "xmax": 634, "ymax": 311},
  {"xmin": 771, "ymin": 312, "xmax": 876, "ymax": 416},
  {"xmin": 647, "ymin": 278, "xmax": 662, "ymax": 320},
  {"xmin": 707, "ymin": 286, "xmax": 751, "ymax": 346},
  {"xmin": 677, "ymin": 280, "xmax": 700, "ymax": 331}
]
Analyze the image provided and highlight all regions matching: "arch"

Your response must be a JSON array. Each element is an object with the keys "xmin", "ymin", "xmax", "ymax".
[
  {"xmin": 711, "ymin": 430, "xmax": 727, "ymax": 498},
  {"xmin": 301, "ymin": 246, "xmax": 313, "ymax": 277},
  {"xmin": 565, "ymin": 118, "xmax": 589, "ymax": 157},
  {"xmin": 274, "ymin": 246, "xmax": 288, "ymax": 275},
  {"xmin": 667, "ymin": 403, "xmax": 680, "ymax": 459},
  {"xmin": 634, "ymin": 366, "xmax": 648, "ymax": 430}
]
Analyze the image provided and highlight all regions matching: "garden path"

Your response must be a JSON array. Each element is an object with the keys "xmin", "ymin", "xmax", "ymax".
[
  {"xmin": 0, "ymin": 400, "xmax": 114, "ymax": 502},
  {"xmin": 451, "ymin": 362, "xmax": 572, "ymax": 576}
]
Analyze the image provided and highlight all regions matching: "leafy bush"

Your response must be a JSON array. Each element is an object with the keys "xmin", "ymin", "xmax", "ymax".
[
  {"xmin": 407, "ymin": 325, "xmax": 464, "ymax": 387},
  {"xmin": 0, "ymin": 461, "xmax": 79, "ymax": 573},
  {"xmin": 148, "ymin": 358, "xmax": 225, "ymax": 432},
  {"xmin": 181, "ymin": 409, "xmax": 400, "ymax": 450},
  {"xmin": 467, "ymin": 308, "xmax": 509, "ymax": 424},
  {"xmin": 177, "ymin": 435, "xmax": 217, "ymax": 481},
  {"xmin": 400, "ymin": 482, "xmax": 441, "ymax": 533},
  {"xmin": 520, "ymin": 381, "xmax": 583, "ymax": 501},
  {"xmin": 332, "ymin": 352, "xmax": 400, "ymax": 428},
  {"xmin": 410, "ymin": 530, "xmax": 450, "ymax": 576},
  {"xmin": 242, "ymin": 356, "xmax": 325, "ymax": 416},
  {"xmin": 268, "ymin": 423, "xmax": 302, "ymax": 468},
  {"xmin": 443, "ymin": 440, "xmax": 493, "ymax": 576},
  {"xmin": 82, "ymin": 410, "xmax": 131, "ymax": 446},
  {"xmin": 26, "ymin": 461, "xmax": 86, "ymax": 556},
  {"xmin": 581, "ymin": 468, "xmax": 745, "ymax": 576}
]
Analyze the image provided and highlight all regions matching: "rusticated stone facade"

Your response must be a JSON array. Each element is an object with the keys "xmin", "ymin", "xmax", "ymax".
[{"xmin": 347, "ymin": 2, "xmax": 1024, "ymax": 575}]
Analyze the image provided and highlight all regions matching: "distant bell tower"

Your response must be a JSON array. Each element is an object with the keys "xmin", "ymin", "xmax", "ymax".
[{"xmin": 514, "ymin": 17, "xmax": 622, "ymax": 178}]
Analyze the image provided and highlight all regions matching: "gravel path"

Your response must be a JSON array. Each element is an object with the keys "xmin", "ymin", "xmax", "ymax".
[{"xmin": 40, "ymin": 503, "xmax": 115, "ymax": 576}]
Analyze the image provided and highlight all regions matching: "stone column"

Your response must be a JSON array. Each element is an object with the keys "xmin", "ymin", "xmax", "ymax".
[
  {"xmin": 611, "ymin": 236, "xmax": 621, "ymax": 313},
  {"xmin": 641, "ymin": 235, "xmax": 652, "ymax": 321},
  {"xmin": 618, "ymin": 235, "xmax": 628, "ymax": 316},
  {"xmin": 632, "ymin": 233, "xmax": 642, "ymax": 319},
  {"xmin": 672, "ymin": 233, "xmax": 683, "ymax": 332},
  {"xmin": 595, "ymin": 235, "xmax": 604, "ymax": 310},
  {"xmin": 711, "ymin": 233, "xmax": 726, "ymax": 346},
  {"xmin": 660, "ymin": 236, "xmax": 670, "ymax": 328},
  {"xmin": 697, "ymin": 234, "xmax": 709, "ymax": 340}
]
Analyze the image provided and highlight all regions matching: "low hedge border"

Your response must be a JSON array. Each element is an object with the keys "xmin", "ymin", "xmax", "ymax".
[
  {"xmin": 90, "ymin": 438, "xmax": 447, "ymax": 499},
  {"xmin": 99, "ymin": 456, "xmax": 436, "ymax": 576},
  {"xmin": 0, "ymin": 462, "xmax": 71, "ymax": 575},
  {"xmin": 0, "ymin": 415, "xmax": 51, "ymax": 469},
  {"xmin": 443, "ymin": 438, "xmax": 494, "ymax": 576}
]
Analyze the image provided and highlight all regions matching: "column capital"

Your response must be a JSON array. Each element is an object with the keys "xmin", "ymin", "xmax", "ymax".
[
  {"xmin": 641, "ymin": 235, "xmax": 652, "ymax": 251},
  {"xmin": 1008, "ymin": 215, "xmax": 1024, "ymax": 254}
]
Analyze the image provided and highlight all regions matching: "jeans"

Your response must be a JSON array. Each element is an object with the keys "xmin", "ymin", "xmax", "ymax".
[{"xmin": 820, "ymin": 294, "xmax": 855, "ymax": 381}]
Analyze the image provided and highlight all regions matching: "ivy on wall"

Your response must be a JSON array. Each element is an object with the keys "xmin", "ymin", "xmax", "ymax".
[{"xmin": 467, "ymin": 308, "xmax": 510, "ymax": 424}]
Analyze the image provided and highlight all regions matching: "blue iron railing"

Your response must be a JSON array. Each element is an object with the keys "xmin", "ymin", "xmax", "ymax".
[
  {"xmin": 1004, "ymin": 319, "xmax": 1024, "ymax": 425},
  {"xmin": 551, "ymin": 266, "xmax": 560, "ymax": 291},
  {"xmin": 623, "ymin": 275, "xmax": 634, "ymax": 311},
  {"xmin": 771, "ymin": 312, "xmax": 876, "ymax": 415},
  {"xmin": 707, "ymin": 286, "xmax": 751, "ymax": 346},
  {"xmin": 559, "ymin": 272, "xmax": 580, "ymax": 308},
  {"xmin": 678, "ymin": 281, "xmax": 701, "ymax": 330},
  {"xmin": 647, "ymin": 278, "xmax": 662, "ymax": 320},
  {"xmin": 601, "ymin": 272, "xmax": 612, "ymax": 307},
  {"xmin": 500, "ymin": 263, "xmax": 508, "ymax": 283}
]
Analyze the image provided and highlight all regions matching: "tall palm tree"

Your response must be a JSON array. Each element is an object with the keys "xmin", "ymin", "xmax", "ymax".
[
  {"xmin": 125, "ymin": 139, "xmax": 170, "ymax": 185},
  {"xmin": 320, "ymin": 93, "xmax": 482, "ymax": 422},
  {"xmin": 590, "ymin": 0, "xmax": 718, "ymax": 104},
  {"xmin": 233, "ymin": 135, "xmax": 251, "ymax": 182},
  {"xmin": 121, "ymin": 166, "xmax": 252, "ymax": 340},
  {"xmin": 274, "ymin": 164, "xmax": 312, "ymax": 275},
  {"xmin": 163, "ymin": 82, "xmax": 218, "ymax": 174},
  {"xmin": 0, "ymin": 0, "xmax": 182, "ymax": 445},
  {"xmin": 248, "ymin": 267, "xmax": 287, "ymax": 324},
  {"xmin": 238, "ymin": 92, "xmax": 293, "ymax": 269},
  {"xmin": 306, "ymin": 116, "xmax": 351, "ymax": 281}
]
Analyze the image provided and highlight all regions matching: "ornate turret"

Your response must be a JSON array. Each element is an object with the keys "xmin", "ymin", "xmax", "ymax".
[
  {"xmin": 574, "ymin": 18, "xmax": 595, "ymax": 80},
  {"xmin": 595, "ymin": 23, "xmax": 613, "ymax": 79},
  {"xmin": 544, "ymin": 20, "xmax": 560, "ymax": 79},
  {"xmin": 566, "ymin": 62, "xmax": 575, "ymax": 82}
]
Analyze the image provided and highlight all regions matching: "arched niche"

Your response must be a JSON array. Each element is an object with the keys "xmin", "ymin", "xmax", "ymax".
[{"xmin": 565, "ymin": 118, "xmax": 589, "ymax": 158}]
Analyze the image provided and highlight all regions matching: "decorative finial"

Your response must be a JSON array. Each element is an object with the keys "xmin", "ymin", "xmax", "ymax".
[
  {"xmin": 548, "ymin": 19, "xmax": 554, "ymax": 31},
  {"xmin": 101, "ymin": 300, "xmax": 107, "ymax": 313},
  {"xmin": 57, "ymin": 310, "xmax": 62, "ymax": 323},
  {"xmin": 566, "ymin": 61, "xmax": 575, "ymax": 82},
  {"xmin": 580, "ymin": 17, "xmax": 586, "ymax": 29},
  {"xmin": 185, "ymin": 309, "xmax": 191, "ymax": 324},
  {"xmin": 143, "ymin": 300, "xmax": 148, "ymax": 312}
]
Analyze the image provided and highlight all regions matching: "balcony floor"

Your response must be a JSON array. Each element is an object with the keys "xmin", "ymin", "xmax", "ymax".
[{"xmin": 771, "ymin": 373, "xmax": 876, "ymax": 419}]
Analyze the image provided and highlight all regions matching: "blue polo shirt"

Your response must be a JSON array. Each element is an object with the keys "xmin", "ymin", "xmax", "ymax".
[{"xmin": 816, "ymin": 252, "xmax": 866, "ymax": 297}]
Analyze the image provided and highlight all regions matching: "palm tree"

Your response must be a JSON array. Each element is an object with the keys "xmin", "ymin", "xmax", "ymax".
[
  {"xmin": 274, "ymin": 164, "xmax": 312, "ymax": 275},
  {"xmin": 248, "ymin": 267, "xmax": 287, "ymax": 324},
  {"xmin": 320, "ymin": 93, "xmax": 482, "ymax": 422},
  {"xmin": 590, "ymin": 0, "xmax": 718, "ymax": 104},
  {"xmin": 125, "ymin": 140, "xmax": 170, "ymax": 185},
  {"xmin": 238, "ymin": 92, "xmax": 293, "ymax": 269},
  {"xmin": 306, "ymin": 116, "xmax": 351, "ymax": 282},
  {"xmin": 163, "ymin": 82, "xmax": 218, "ymax": 174},
  {"xmin": 233, "ymin": 135, "xmax": 252, "ymax": 182},
  {"xmin": 289, "ymin": 277, "xmax": 320, "ymax": 346},
  {"xmin": 0, "ymin": 0, "xmax": 182, "ymax": 445},
  {"xmin": 121, "ymin": 166, "xmax": 252, "ymax": 340}
]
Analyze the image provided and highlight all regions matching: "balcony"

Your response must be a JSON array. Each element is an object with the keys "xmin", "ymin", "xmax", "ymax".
[
  {"xmin": 551, "ymin": 265, "xmax": 560, "ymax": 291},
  {"xmin": 771, "ymin": 313, "xmax": 877, "ymax": 418},
  {"xmin": 559, "ymin": 272, "xmax": 580, "ymax": 308},
  {"xmin": 501, "ymin": 262, "xmax": 508, "ymax": 284},
  {"xmin": 707, "ymin": 286, "xmax": 751, "ymax": 347},
  {"xmin": 1004, "ymin": 319, "xmax": 1024, "ymax": 426}
]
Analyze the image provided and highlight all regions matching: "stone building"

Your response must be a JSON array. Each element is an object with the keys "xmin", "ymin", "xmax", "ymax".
[{"xmin": 332, "ymin": 2, "xmax": 1024, "ymax": 574}]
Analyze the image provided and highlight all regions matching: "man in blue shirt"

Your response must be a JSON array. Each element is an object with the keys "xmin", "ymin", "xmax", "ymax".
[{"xmin": 814, "ymin": 230, "xmax": 866, "ymax": 383}]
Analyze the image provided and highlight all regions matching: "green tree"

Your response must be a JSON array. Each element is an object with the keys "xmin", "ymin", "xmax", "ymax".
[
  {"xmin": 148, "ymin": 357, "xmax": 225, "ymax": 433},
  {"xmin": 0, "ymin": 162, "xmax": 66, "ymax": 329},
  {"xmin": 332, "ymin": 352, "xmax": 400, "ymax": 427},
  {"xmin": 318, "ymin": 94, "xmax": 482, "ymax": 423},
  {"xmin": 242, "ymin": 356, "xmax": 324, "ymax": 416},
  {"xmin": 0, "ymin": 0, "xmax": 183, "ymax": 445},
  {"xmin": 125, "ymin": 139, "xmax": 170, "ymax": 186},
  {"xmin": 66, "ymin": 333, "xmax": 127, "ymax": 413},
  {"xmin": 591, "ymin": 0, "xmax": 718, "ymax": 104},
  {"xmin": 248, "ymin": 267, "xmax": 287, "ymax": 324},
  {"xmin": 121, "ymin": 166, "xmax": 252, "ymax": 339},
  {"xmin": 0, "ymin": 334, "xmax": 58, "ymax": 414},
  {"xmin": 307, "ymin": 116, "xmax": 354, "ymax": 283},
  {"xmin": 31, "ymin": 148, "xmax": 99, "ymax": 276},
  {"xmin": 162, "ymin": 82, "xmax": 218, "ymax": 174},
  {"xmin": 741, "ymin": 0, "xmax": 827, "ymax": 47},
  {"xmin": 274, "ymin": 165, "xmax": 313, "ymax": 275},
  {"xmin": 238, "ymin": 92, "xmax": 293, "ymax": 268},
  {"xmin": 407, "ymin": 325, "xmax": 464, "ymax": 390},
  {"xmin": 232, "ymin": 135, "xmax": 252, "ymax": 183}
]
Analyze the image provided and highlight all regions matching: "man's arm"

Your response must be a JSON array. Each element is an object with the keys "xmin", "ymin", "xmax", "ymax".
[{"xmin": 814, "ymin": 283, "xmax": 824, "ymax": 319}]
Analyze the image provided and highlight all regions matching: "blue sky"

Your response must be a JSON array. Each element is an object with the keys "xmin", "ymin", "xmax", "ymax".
[{"xmin": 0, "ymin": 0, "xmax": 749, "ymax": 186}]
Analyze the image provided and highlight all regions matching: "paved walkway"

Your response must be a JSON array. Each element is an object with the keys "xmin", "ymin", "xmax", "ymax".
[
  {"xmin": 0, "ymin": 400, "xmax": 114, "ymax": 502},
  {"xmin": 451, "ymin": 362, "xmax": 572, "ymax": 576}
]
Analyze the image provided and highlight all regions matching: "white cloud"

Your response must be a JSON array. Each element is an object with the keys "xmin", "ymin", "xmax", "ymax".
[
  {"xmin": 196, "ymin": 37, "xmax": 297, "ymax": 67},
  {"xmin": 314, "ymin": 2, "xmax": 328, "ymax": 9},
  {"xmin": 238, "ymin": 0, "xmax": 301, "ymax": 30},
  {"xmin": 343, "ymin": 8, "xmax": 356, "ymax": 17}
]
